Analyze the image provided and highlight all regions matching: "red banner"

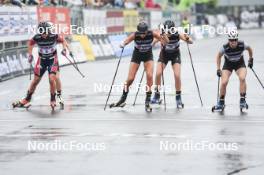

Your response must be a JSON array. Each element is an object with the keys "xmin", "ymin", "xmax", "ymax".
[
  {"xmin": 37, "ymin": 7, "xmax": 71, "ymax": 35},
  {"xmin": 106, "ymin": 11, "xmax": 124, "ymax": 33}
]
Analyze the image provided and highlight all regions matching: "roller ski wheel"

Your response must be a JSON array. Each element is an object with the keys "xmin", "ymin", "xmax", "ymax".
[
  {"xmin": 177, "ymin": 103, "xmax": 184, "ymax": 109},
  {"xmin": 211, "ymin": 105, "xmax": 225, "ymax": 112},
  {"xmin": 145, "ymin": 104, "xmax": 152, "ymax": 112},
  {"xmin": 57, "ymin": 95, "xmax": 64, "ymax": 110},
  {"xmin": 176, "ymin": 95, "xmax": 184, "ymax": 109},
  {"xmin": 109, "ymin": 102, "xmax": 126, "ymax": 108},
  {"xmin": 59, "ymin": 102, "xmax": 64, "ymax": 110},
  {"xmin": 240, "ymin": 103, "xmax": 248, "ymax": 113},
  {"xmin": 151, "ymin": 98, "xmax": 162, "ymax": 105},
  {"xmin": 12, "ymin": 100, "xmax": 31, "ymax": 109}
]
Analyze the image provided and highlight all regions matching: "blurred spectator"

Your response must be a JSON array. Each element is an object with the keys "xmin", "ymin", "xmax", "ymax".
[
  {"xmin": 124, "ymin": 0, "xmax": 138, "ymax": 9},
  {"xmin": 50, "ymin": 0, "xmax": 57, "ymax": 5},
  {"xmin": 27, "ymin": 0, "xmax": 39, "ymax": 5},
  {"xmin": 114, "ymin": 0, "xmax": 123, "ymax": 8},
  {"xmin": 145, "ymin": 0, "xmax": 160, "ymax": 9},
  {"xmin": 2, "ymin": 0, "xmax": 25, "ymax": 7}
]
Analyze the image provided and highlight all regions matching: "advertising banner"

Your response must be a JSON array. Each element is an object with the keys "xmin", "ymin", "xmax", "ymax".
[
  {"xmin": 123, "ymin": 10, "xmax": 138, "ymax": 33},
  {"xmin": 108, "ymin": 34, "xmax": 133, "ymax": 57},
  {"xmin": 37, "ymin": 7, "xmax": 71, "ymax": 35},
  {"xmin": 240, "ymin": 10, "xmax": 259, "ymax": 29},
  {"xmin": 0, "ymin": 48, "xmax": 28, "ymax": 80},
  {"xmin": 0, "ymin": 6, "xmax": 37, "ymax": 42},
  {"xmin": 139, "ymin": 11, "xmax": 151, "ymax": 26},
  {"xmin": 150, "ymin": 11, "xmax": 162, "ymax": 29},
  {"xmin": 72, "ymin": 35, "xmax": 95, "ymax": 61},
  {"xmin": 83, "ymin": 9, "xmax": 107, "ymax": 35},
  {"xmin": 106, "ymin": 11, "xmax": 124, "ymax": 34}
]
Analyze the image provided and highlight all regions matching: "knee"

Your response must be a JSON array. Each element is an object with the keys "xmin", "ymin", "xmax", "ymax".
[
  {"xmin": 221, "ymin": 80, "xmax": 228, "ymax": 87},
  {"xmin": 156, "ymin": 70, "xmax": 162, "ymax": 79},
  {"xmin": 239, "ymin": 77, "xmax": 246, "ymax": 83},
  {"xmin": 174, "ymin": 74, "xmax": 181, "ymax": 81},
  {"xmin": 49, "ymin": 75, "xmax": 56, "ymax": 84}
]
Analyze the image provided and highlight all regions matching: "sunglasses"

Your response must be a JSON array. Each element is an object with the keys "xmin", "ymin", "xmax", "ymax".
[{"xmin": 229, "ymin": 39, "xmax": 238, "ymax": 42}]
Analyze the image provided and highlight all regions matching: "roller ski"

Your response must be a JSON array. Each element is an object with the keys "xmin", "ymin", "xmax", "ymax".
[
  {"xmin": 240, "ymin": 98, "xmax": 248, "ymax": 112},
  {"xmin": 176, "ymin": 94, "xmax": 184, "ymax": 109},
  {"xmin": 57, "ymin": 93, "xmax": 64, "ymax": 110},
  {"xmin": 12, "ymin": 99, "xmax": 31, "ymax": 109},
  {"xmin": 145, "ymin": 92, "xmax": 152, "ymax": 112},
  {"xmin": 109, "ymin": 92, "xmax": 127, "ymax": 108},
  {"xmin": 212, "ymin": 100, "xmax": 225, "ymax": 112},
  {"xmin": 151, "ymin": 92, "xmax": 162, "ymax": 105}
]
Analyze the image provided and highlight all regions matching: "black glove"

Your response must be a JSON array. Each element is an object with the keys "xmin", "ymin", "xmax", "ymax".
[
  {"xmin": 217, "ymin": 69, "xmax": 222, "ymax": 77},
  {"xmin": 28, "ymin": 55, "xmax": 33, "ymax": 63},
  {"xmin": 61, "ymin": 49, "xmax": 67, "ymax": 56},
  {"xmin": 69, "ymin": 51, "xmax": 74, "ymax": 58},
  {"xmin": 248, "ymin": 58, "xmax": 253, "ymax": 69}
]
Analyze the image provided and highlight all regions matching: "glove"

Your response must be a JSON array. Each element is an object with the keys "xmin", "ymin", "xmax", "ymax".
[
  {"xmin": 185, "ymin": 35, "xmax": 190, "ymax": 41},
  {"xmin": 69, "ymin": 51, "xmax": 74, "ymax": 58},
  {"xmin": 28, "ymin": 55, "xmax": 33, "ymax": 63},
  {"xmin": 248, "ymin": 58, "xmax": 253, "ymax": 69},
  {"xmin": 217, "ymin": 69, "xmax": 222, "ymax": 77},
  {"xmin": 61, "ymin": 49, "xmax": 67, "ymax": 56},
  {"xmin": 120, "ymin": 42, "xmax": 125, "ymax": 49}
]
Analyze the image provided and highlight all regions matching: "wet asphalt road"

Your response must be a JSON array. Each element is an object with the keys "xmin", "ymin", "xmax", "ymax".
[{"xmin": 0, "ymin": 29, "xmax": 264, "ymax": 175}]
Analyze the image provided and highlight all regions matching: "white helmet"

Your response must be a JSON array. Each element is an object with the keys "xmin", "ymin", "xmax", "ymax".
[{"xmin": 228, "ymin": 30, "xmax": 238, "ymax": 40}]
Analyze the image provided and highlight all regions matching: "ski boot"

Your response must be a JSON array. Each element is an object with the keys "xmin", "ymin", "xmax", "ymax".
[
  {"xmin": 50, "ymin": 93, "xmax": 56, "ymax": 111},
  {"xmin": 109, "ymin": 91, "xmax": 127, "ymax": 108},
  {"xmin": 12, "ymin": 99, "xmax": 31, "ymax": 109},
  {"xmin": 145, "ymin": 92, "xmax": 152, "ymax": 112},
  {"xmin": 212, "ymin": 99, "xmax": 225, "ymax": 112},
  {"xmin": 151, "ymin": 92, "xmax": 162, "ymax": 105},
  {"xmin": 12, "ymin": 91, "xmax": 32, "ymax": 109},
  {"xmin": 176, "ymin": 94, "xmax": 184, "ymax": 109},
  {"xmin": 57, "ymin": 92, "xmax": 64, "ymax": 110},
  {"xmin": 240, "ymin": 97, "xmax": 248, "ymax": 112}
]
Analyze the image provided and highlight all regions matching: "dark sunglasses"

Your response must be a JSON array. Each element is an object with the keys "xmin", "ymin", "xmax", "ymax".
[{"xmin": 229, "ymin": 39, "xmax": 238, "ymax": 42}]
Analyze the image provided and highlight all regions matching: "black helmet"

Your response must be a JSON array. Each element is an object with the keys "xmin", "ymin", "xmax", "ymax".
[
  {"xmin": 37, "ymin": 21, "xmax": 51, "ymax": 34},
  {"xmin": 164, "ymin": 20, "xmax": 175, "ymax": 29},
  {"xmin": 137, "ymin": 21, "xmax": 148, "ymax": 34}
]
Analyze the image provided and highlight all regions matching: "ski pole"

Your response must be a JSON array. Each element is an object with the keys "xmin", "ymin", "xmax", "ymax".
[
  {"xmin": 29, "ymin": 63, "xmax": 32, "ymax": 80},
  {"xmin": 186, "ymin": 43, "xmax": 203, "ymax": 106},
  {"xmin": 217, "ymin": 76, "xmax": 220, "ymax": 103},
  {"xmin": 251, "ymin": 68, "xmax": 264, "ymax": 89},
  {"xmin": 69, "ymin": 53, "xmax": 79, "ymax": 69},
  {"xmin": 62, "ymin": 54, "xmax": 85, "ymax": 78},
  {"xmin": 104, "ymin": 47, "xmax": 124, "ymax": 111},
  {"xmin": 133, "ymin": 69, "xmax": 145, "ymax": 106},
  {"xmin": 161, "ymin": 64, "xmax": 166, "ymax": 111}
]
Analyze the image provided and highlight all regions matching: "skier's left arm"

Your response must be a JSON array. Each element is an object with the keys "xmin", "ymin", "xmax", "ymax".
[
  {"xmin": 58, "ymin": 35, "xmax": 71, "ymax": 57},
  {"xmin": 179, "ymin": 33, "xmax": 193, "ymax": 44},
  {"xmin": 27, "ymin": 38, "xmax": 36, "ymax": 63},
  {"xmin": 153, "ymin": 31, "xmax": 169, "ymax": 44},
  {"xmin": 245, "ymin": 44, "xmax": 253, "ymax": 68}
]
